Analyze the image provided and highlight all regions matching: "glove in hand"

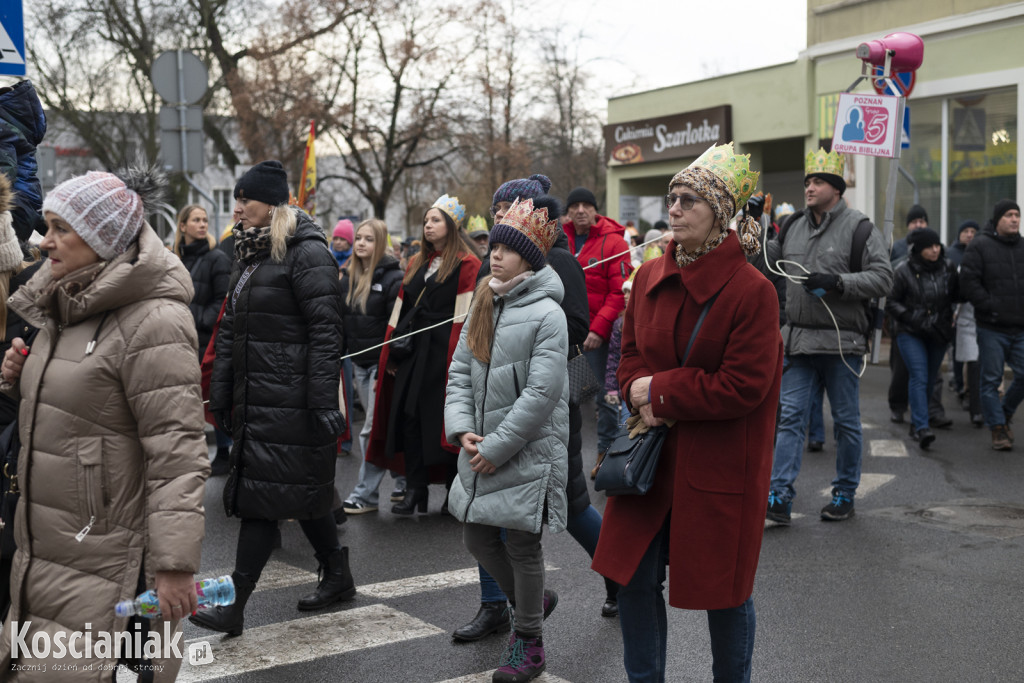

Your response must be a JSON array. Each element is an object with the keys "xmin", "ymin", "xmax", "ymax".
[
  {"xmin": 316, "ymin": 409, "xmax": 345, "ymax": 437},
  {"xmin": 746, "ymin": 194, "xmax": 765, "ymax": 220},
  {"xmin": 213, "ymin": 410, "xmax": 232, "ymax": 435},
  {"xmin": 803, "ymin": 272, "xmax": 840, "ymax": 297}
]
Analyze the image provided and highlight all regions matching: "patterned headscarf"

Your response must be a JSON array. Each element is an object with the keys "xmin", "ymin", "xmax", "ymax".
[{"xmin": 668, "ymin": 166, "xmax": 761, "ymax": 267}]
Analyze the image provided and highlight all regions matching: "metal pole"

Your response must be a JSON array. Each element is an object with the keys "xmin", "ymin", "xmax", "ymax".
[
  {"xmin": 870, "ymin": 51, "xmax": 906, "ymax": 364},
  {"xmin": 176, "ymin": 49, "xmax": 188, "ymax": 174},
  {"xmin": 897, "ymin": 165, "xmax": 919, "ymax": 205}
]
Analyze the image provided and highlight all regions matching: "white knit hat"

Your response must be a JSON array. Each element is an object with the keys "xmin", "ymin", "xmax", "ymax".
[{"xmin": 42, "ymin": 171, "xmax": 144, "ymax": 260}]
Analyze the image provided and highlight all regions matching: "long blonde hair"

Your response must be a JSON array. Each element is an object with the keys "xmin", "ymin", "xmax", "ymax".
[
  {"xmin": 465, "ymin": 276, "xmax": 496, "ymax": 362},
  {"xmin": 269, "ymin": 204, "xmax": 297, "ymax": 262},
  {"xmin": 0, "ymin": 264, "xmax": 26, "ymax": 340},
  {"xmin": 403, "ymin": 209, "xmax": 475, "ymax": 285},
  {"xmin": 346, "ymin": 219, "xmax": 389, "ymax": 313},
  {"xmin": 172, "ymin": 204, "xmax": 216, "ymax": 256}
]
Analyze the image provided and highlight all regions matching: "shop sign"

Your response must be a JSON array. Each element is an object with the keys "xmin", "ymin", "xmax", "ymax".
[
  {"xmin": 831, "ymin": 92, "xmax": 901, "ymax": 158},
  {"xmin": 603, "ymin": 106, "xmax": 731, "ymax": 167}
]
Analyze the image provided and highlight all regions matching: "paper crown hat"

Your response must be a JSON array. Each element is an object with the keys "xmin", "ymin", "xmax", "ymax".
[
  {"xmin": 805, "ymin": 148, "xmax": 844, "ymax": 177},
  {"xmin": 489, "ymin": 197, "xmax": 560, "ymax": 271},
  {"xmin": 466, "ymin": 214, "xmax": 488, "ymax": 232},
  {"xmin": 432, "ymin": 194, "xmax": 466, "ymax": 227},
  {"xmin": 684, "ymin": 142, "xmax": 760, "ymax": 209}
]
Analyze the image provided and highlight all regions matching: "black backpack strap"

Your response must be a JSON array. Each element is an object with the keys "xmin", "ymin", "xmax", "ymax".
[{"xmin": 848, "ymin": 218, "xmax": 874, "ymax": 273}]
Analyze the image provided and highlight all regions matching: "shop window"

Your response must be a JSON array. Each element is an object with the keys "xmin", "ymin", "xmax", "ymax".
[{"xmin": 947, "ymin": 87, "xmax": 1017, "ymax": 231}]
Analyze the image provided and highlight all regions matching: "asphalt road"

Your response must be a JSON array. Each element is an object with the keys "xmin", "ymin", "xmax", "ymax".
[{"xmin": 175, "ymin": 358, "xmax": 1024, "ymax": 683}]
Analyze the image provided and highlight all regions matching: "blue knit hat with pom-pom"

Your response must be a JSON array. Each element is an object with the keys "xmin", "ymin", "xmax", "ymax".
[{"xmin": 492, "ymin": 174, "xmax": 552, "ymax": 207}]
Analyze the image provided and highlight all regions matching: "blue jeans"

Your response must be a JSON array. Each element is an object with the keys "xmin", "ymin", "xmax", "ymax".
[
  {"xmin": 807, "ymin": 380, "xmax": 825, "ymax": 444},
  {"xmin": 897, "ymin": 334, "xmax": 947, "ymax": 431},
  {"xmin": 976, "ymin": 326, "xmax": 1024, "ymax": 428},
  {"xmin": 347, "ymin": 363, "xmax": 405, "ymax": 506},
  {"xmin": 617, "ymin": 517, "xmax": 755, "ymax": 683},
  {"xmin": 771, "ymin": 354, "xmax": 863, "ymax": 502},
  {"xmin": 478, "ymin": 505, "xmax": 605, "ymax": 602},
  {"xmin": 585, "ymin": 343, "xmax": 618, "ymax": 453}
]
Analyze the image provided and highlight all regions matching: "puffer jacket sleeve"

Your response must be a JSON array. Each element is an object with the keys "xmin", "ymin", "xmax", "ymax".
[
  {"xmin": 958, "ymin": 240, "xmax": 990, "ymax": 315},
  {"xmin": 477, "ymin": 307, "xmax": 568, "ymax": 468},
  {"xmin": 840, "ymin": 224, "xmax": 893, "ymax": 300},
  {"xmin": 120, "ymin": 302, "xmax": 210, "ymax": 574},
  {"xmin": 444, "ymin": 323, "xmax": 477, "ymax": 443},
  {"xmin": 885, "ymin": 262, "xmax": 916, "ymax": 329},
  {"xmin": 209, "ymin": 265, "xmax": 239, "ymax": 412},
  {"xmin": 291, "ymin": 240, "xmax": 343, "ymax": 410},
  {"xmin": 199, "ymin": 249, "xmax": 232, "ymax": 333}
]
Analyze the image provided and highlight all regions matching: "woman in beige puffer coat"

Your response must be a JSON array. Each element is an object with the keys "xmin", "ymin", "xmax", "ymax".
[{"xmin": 0, "ymin": 167, "xmax": 209, "ymax": 682}]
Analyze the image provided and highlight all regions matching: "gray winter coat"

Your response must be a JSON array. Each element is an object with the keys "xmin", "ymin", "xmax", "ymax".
[
  {"xmin": 765, "ymin": 199, "xmax": 893, "ymax": 356},
  {"xmin": 445, "ymin": 266, "xmax": 569, "ymax": 534}
]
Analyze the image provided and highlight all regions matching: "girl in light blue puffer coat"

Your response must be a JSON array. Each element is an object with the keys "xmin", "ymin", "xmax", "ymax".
[{"xmin": 445, "ymin": 196, "xmax": 568, "ymax": 683}]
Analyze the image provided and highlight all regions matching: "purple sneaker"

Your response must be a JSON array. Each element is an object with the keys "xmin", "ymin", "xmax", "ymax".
[{"xmin": 492, "ymin": 632, "xmax": 546, "ymax": 682}]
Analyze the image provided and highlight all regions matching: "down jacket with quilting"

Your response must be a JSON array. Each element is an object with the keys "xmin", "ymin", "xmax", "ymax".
[
  {"xmin": 445, "ymin": 266, "xmax": 569, "ymax": 534},
  {"xmin": 0, "ymin": 224, "xmax": 210, "ymax": 681},
  {"xmin": 209, "ymin": 209, "xmax": 342, "ymax": 520}
]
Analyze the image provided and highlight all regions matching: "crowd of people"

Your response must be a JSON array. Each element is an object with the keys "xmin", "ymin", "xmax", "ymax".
[{"xmin": 0, "ymin": 77, "xmax": 1021, "ymax": 683}]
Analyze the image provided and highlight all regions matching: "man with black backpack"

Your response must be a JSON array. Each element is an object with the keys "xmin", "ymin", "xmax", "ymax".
[{"xmin": 763, "ymin": 149, "xmax": 893, "ymax": 525}]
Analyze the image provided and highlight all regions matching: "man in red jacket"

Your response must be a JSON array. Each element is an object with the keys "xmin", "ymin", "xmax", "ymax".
[{"xmin": 562, "ymin": 187, "xmax": 633, "ymax": 474}]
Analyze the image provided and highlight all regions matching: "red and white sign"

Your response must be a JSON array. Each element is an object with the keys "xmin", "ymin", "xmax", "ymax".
[{"xmin": 831, "ymin": 92, "xmax": 902, "ymax": 159}]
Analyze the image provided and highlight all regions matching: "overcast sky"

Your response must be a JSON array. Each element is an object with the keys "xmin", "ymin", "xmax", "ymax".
[{"xmin": 561, "ymin": 0, "xmax": 808, "ymax": 100}]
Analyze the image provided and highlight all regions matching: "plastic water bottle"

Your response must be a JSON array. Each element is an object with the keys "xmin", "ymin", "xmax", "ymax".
[{"xmin": 114, "ymin": 575, "xmax": 236, "ymax": 618}]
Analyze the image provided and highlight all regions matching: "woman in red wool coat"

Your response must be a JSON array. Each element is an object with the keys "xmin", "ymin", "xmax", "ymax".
[{"xmin": 593, "ymin": 143, "xmax": 783, "ymax": 683}]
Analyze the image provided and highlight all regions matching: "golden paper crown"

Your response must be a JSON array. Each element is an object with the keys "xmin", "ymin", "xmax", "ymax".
[
  {"xmin": 805, "ymin": 148, "xmax": 844, "ymax": 177},
  {"xmin": 689, "ymin": 142, "xmax": 760, "ymax": 209},
  {"xmin": 432, "ymin": 194, "xmax": 466, "ymax": 227},
  {"xmin": 498, "ymin": 197, "xmax": 560, "ymax": 254},
  {"xmin": 467, "ymin": 214, "xmax": 488, "ymax": 232}
]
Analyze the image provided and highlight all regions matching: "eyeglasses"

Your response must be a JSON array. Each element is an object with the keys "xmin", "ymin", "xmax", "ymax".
[
  {"xmin": 490, "ymin": 202, "xmax": 512, "ymax": 218},
  {"xmin": 665, "ymin": 193, "xmax": 701, "ymax": 211}
]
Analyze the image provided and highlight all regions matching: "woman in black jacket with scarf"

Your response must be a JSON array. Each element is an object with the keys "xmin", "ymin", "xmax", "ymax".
[
  {"xmin": 173, "ymin": 204, "xmax": 232, "ymax": 473},
  {"xmin": 886, "ymin": 228, "xmax": 959, "ymax": 449},
  {"xmin": 340, "ymin": 218, "xmax": 405, "ymax": 513},
  {"xmin": 193, "ymin": 161, "xmax": 353, "ymax": 637}
]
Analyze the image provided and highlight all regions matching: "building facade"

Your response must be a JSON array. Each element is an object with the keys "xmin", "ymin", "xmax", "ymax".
[{"xmin": 604, "ymin": 0, "xmax": 1023, "ymax": 243}]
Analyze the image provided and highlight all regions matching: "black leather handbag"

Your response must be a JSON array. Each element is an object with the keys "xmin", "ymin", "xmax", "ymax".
[
  {"xmin": 387, "ymin": 288, "xmax": 425, "ymax": 362},
  {"xmin": 595, "ymin": 292, "xmax": 719, "ymax": 496}
]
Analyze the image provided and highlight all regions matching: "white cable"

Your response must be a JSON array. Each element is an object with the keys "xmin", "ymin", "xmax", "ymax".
[
  {"xmin": 336, "ymin": 233, "xmax": 654, "ymax": 361},
  {"xmin": 764, "ymin": 243, "xmax": 867, "ymax": 378}
]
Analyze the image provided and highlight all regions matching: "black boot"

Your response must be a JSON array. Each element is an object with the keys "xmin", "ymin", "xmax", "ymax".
[
  {"xmin": 452, "ymin": 601, "xmax": 510, "ymax": 642},
  {"xmin": 297, "ymin": 547, "xmax": 356, "ymax": 610},
  {"xmin": 210, "ymin": 447, "xmax": 231, "ymax": 476},
  {"xmin": 391, "ymin": 487, "xmax": 428, "ymax": 515},
  {"xmin": 189, "ymin": 571, "xmax": 256, "ymax": 637},
  {"xmin": 601, "ymin": 577, "xmax": 619, "ymax": 617}
]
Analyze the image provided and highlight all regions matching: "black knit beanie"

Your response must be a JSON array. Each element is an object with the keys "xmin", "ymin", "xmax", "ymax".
[
  {"xmin": 992, "ymin": 199, "xmax": 1021, "ymax": 224},
  {"xmin": 234, "ymin": 160, "xmax": 290, "ymax": 206},
  {"xmin": 958, "ymin": 220, "xmax": 980, "ymax": 236},
  {"xmin": 905, "ymin": 204, "xmax": 929, "ymax": 226},
  {"xmin": 908, "ymin": 227, "xmax": 941, "ymax": 253},
  {"xmin": 805, "ymin": 172, "xmax": 846, "ymax": 195},
  {"xmin": 566, "ymin": 187, "xmax": 598, "ymax": 210}
]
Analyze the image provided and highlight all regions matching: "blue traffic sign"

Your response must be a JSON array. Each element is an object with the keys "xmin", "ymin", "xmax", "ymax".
[
  {"xmin": 0, "ymin": 1, "xmax": 26, "ymax": 77},
  {"xmin": 902, "ymin": 106, "xmax": 910, "ymax": 150}
]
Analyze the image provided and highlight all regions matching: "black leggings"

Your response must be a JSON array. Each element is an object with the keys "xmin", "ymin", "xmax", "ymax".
[{"xmin": 235, "ymin": 515, "xmax": 340, "ymax": 582}]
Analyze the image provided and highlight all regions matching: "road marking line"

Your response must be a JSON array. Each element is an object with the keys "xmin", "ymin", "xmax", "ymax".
[
  {"xmin": 361, "ymin": 564, "xmax": 559, "ymax": 599},
  {"xmin": 197, "ymin": 560, "xmax": 318, "ymax": 593},
  {"xmin": 177, "ymin": 604, "xmax": 443, "ymax": 682},
  {"xmin": 870, "ymin": 439, "xmax": 908, "ymax": 457},
  {"xmin": 439, "ymin": 673, "xmax": 572, "ymax": 682},
  {"xmin": 820, "ymin": 473, "xmax": 895, "ymax": 498}
]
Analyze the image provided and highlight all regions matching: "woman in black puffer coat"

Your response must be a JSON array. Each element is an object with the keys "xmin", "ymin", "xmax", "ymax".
[
  {"xmin": 194, "ymin": 161, "xmax": 353, "ymax": 638},
  {"xmin": 339, "ymin": 219, "xmax": 405, "ymax": 513},
  {"xmin": 886, "ymin": 228, "xmax": 959, "ymax": 450},
  {"xmin": 173, "ymin": 204, "xmax": 232, "ymax": 473}
]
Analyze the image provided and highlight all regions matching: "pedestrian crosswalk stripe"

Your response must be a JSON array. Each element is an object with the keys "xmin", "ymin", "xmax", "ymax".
[
  {"xmin": 765, "ymin": 513, "xmax": 806, "ymax": 528},
  {"xmin": 360, "ymin": 564, "xmax": 558, "ymax": 599},
  {"xmin": 439, "ymin": 672, "xmax": 572, "ymax": 682},
  {"xmin": 197, "ymin": 560, "xmax": 318, "ymax": 593},
  {"xmin": 820, "ymin": 472, "xmax": 895, "ymax": 498},
  {"xmin": 177, "ymin": 604, "xmax": 444, "ymax": 682},
  {"xmin": 870, "ymin": 439, "xmax": 908, "ymax": 457}
]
